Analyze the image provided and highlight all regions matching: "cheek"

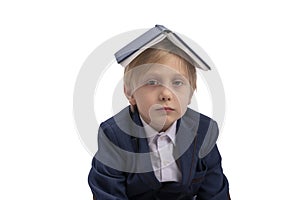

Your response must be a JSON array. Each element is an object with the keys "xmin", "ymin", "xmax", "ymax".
[
  {"xmin": 133, "ymin": 89, "xmax": 155, "ymax": 106},
  {"xmin": 177, "ymin": 95, "xmax": 192, "ymax": 112},
  {"xmin": 174, "ymin": 89, "xmax": 191, "ymax": 103},
  {"xmin": 179, "ymin": 97, "xmax": 190, "ymax": 107}
]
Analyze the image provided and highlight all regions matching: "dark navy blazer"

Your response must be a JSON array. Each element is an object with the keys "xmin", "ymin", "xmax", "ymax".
[{"xmin": 88, "ymin": 106, "xmax": 230, "ymax": 200}]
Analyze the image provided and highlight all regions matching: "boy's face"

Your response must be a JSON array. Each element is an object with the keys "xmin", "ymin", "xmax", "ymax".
[{"xmin": 126, "ymin": 55, "xmax": 193, "ymax": 132}]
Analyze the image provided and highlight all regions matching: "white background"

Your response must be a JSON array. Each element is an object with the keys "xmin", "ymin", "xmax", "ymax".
[{"xmin": 1, "ymin": 0, "xmax": 300, "ymax": 199}]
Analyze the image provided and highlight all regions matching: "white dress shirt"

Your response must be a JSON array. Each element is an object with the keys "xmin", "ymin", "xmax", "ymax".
[{"xmin": 140, "ymin": 117, "xmax": 182, "ymax": 182}]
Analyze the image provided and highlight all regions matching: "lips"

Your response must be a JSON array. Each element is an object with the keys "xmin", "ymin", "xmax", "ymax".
[{"xmin": 156, "ymin": 107, "xmax": 175, "ymax": 111}]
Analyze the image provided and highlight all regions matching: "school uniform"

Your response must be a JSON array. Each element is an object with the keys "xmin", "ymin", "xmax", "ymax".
[{"xmin": 88, "ymin": 106, "xmax": 230, "ymax": 200}]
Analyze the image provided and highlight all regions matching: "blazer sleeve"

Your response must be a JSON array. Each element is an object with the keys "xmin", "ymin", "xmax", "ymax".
[
  {"xmin": 88, "ymin": 123, "xmax": 129, "ymax": 200},
  {"xmin": 196, "ymin": 120, "xmax": 230, "ymax": 200}
]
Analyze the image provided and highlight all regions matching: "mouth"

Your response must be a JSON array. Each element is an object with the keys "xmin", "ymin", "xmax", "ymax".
[{"xmin": 156, "ymin": 107, "xmax": 175, "ymax": 112}]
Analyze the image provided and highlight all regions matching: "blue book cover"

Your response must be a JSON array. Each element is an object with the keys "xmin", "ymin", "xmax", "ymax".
[{"xmin": 115, "ymin": 25, "xmax": 211, "ymax": 71}]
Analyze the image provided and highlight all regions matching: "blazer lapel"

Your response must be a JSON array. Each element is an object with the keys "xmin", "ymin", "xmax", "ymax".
[
  {"xmin": 174, "ymin": 112, "xmax": 199, "ymax": 185},
  {"xmin": 130, "ymin": 109, "xmax": 162, "ymax": 189}
]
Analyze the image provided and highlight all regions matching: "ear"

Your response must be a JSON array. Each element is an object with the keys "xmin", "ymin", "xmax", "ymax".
[{"xmin": 124, "ymin": 85, "xmax": 136, "ymax": 106}]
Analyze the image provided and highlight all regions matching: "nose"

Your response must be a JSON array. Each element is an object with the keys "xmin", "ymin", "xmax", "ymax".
[{"xmin": 159, "ymin": 87, "xmax": 172, "ymax": 101}]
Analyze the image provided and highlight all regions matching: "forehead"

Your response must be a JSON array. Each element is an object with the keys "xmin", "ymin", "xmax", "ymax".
[{"xmin": 147, "ymin": 54, "xmax": 189, "ymax": 77}]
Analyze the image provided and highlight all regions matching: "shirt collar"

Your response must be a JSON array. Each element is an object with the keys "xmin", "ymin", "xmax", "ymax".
[{"xmin": 140, "ymin": 115, "xmax": 177, "ymax": 145}]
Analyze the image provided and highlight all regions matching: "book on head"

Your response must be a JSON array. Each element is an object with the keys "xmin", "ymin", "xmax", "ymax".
[{"xmin": 114, "ymin": 25, "xmax": 211, "ymax": 71}]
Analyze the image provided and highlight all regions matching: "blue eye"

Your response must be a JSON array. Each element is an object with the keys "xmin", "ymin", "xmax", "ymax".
[
  {"xmin": 146, "ymin": 79, "xmax": 160, "ymax": 86},
  {"xmin": 173, "ymin": 80, "xmax": 184, "ymax": 86}
]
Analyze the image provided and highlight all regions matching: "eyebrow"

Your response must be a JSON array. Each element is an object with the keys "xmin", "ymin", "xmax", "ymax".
[{"xmin": 143, "ymin": 72, "xmax": 188, "ymax": 80}]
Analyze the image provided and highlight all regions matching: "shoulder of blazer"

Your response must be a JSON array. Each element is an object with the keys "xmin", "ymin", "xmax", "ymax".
[
  {"xmin": 100, "ymin": 106, "xmax": 133, "ymax": 130},
  {"xmin": 98, "ymin": 106, "xmax": 143, "ymax": 150},
  {"xmin": 184, "ymin": 108, "xmax": 219, "ymax": 159},
  {"xmin": 184, "ymin": 108, "xmax": 212, "ymax": 125},
  {"xmin": 100, "ymin": 106, "xmax": 141, "ymax": 137},
  {"xmin": 97, "ymin": 107, "xmax": 129, "ymax": 144}
]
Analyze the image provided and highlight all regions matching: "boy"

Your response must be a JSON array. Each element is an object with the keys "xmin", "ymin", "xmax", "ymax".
[{"xmin": 88, "ymin": 26, "xmax": 230, "ymax": 200}]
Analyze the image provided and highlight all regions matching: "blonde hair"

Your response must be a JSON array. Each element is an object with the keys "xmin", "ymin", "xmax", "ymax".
[{"xmin": 124, "ymin": 39, "xmax": 197, "ymax": 94}]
